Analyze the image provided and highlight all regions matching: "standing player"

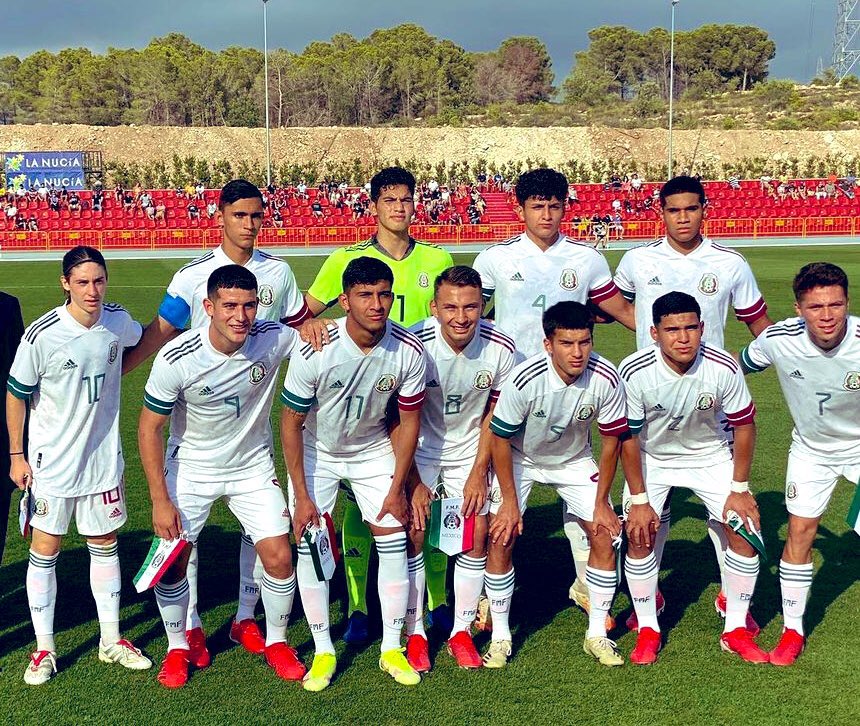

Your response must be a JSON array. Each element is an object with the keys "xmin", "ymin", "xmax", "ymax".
[
  {"xmin": 407, "ymin": 266, "xmax": 516, "ymax": 670},
  {"xmin": 138, "ymin": 265, "xmax": 302, "ymax": 688},
  {"xmin": 740, "ymin": 262, "xmax": 859, "ymax": 665},
  {"xmin": 473, "ymin": 168, "xmax": 635, "ymax": 623},
  {"xmin": 6, "ymin": 246, "xmax": 151, "ymax": 685},
  {"xmin": 303, "ymin": 167, "xmax": 454, "ymax": 642},
  {"xmin": 487, "ymin": 301, "xmax": 650, "ymax": 667},
  {"xmin": 281, "ymin": 257, "xmax": 426, "ymax": 691},
  {"xmin": 124, "ymin": 179, "xmax": 310, "ymax": 667},
  {"xmin": 615, "ymin": 175, "xmax": 771, "ymax": 630},
  {"xmin": 620, "ymin": 292, "xmax": 767, "ymax": 664}
]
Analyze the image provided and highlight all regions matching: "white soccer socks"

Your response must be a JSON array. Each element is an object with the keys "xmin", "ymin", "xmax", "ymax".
[
  {"xmin": 375, "ymin": 533, "xmax": 409, "ymax": 652},
  {"xmin": 625, "ymin": 552, "xmax": 660, "ymax": 632},
  {"xmin": 452, "ymin": 554, "xmax": 487, "ymax": 636},
  {"xmin": 585, "ymin": 566, "xmax": 617, "ymax": 638},
  {"xmin": 27, "ymin": 549, "xmax": 58, "ymax": 653},
  {"xmin": 236, "ymin": 533, "xmax": 262, "ymax": 622},
  {"xmin": 484, "ymin": 568, "xmax": 515, "ymax": 641},
  {"xmin": 723, "ymin": 549, "xmax": 759, "ymax": 632},
  {"xmin": 779, "ymin": 559, "xmax": 813, "ymax": 635},
  {"xmin": 154, "ymin": 578, "xmax": 190, "ymax": 650},
  {"xmin": 260, "ymin": 571, "xmax": 297, "ymax": 646},
  {"xmin": 652, "ymin": 506, "xmax": 672, "ymax": 568},
  {"xmin": 184, "ymin": 545, "xmax": 202, "ymax": 630},
  {"xmin": 562, "ymin": 513, "xmax": 590, "ymax": 584},
  {"xmin": 296, "ymin": 542, "xmax": 335, "ymax": 655},
  {"xmin": 88, "ymin": 541, "xmax": 122, "ymax": 645},
  {"xmin": 406, "ymin": 553, "xmax": 427, "ymax": 638},
  {"xmin": 706, "ymin": 518, "xmax": 729, "ymax": 589}
]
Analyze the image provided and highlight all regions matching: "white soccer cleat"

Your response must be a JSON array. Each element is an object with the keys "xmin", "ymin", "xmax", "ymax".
[
  {"xmin": 24, "ymin": 650, "xmax": 57, "ymax": 685},
  {"xmin": 98, "ymin": 639, "xmax": 153, "ymax": 670}
]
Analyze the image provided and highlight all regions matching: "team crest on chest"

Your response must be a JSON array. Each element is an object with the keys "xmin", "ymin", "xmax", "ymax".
[
  {"xmin": 108, "ymin": 340, "xmax": 119, "ymax": 364},
  {"xmin": 576, "ymin": 404, "xmax": 595, "ymax": 421},
  {"xmin": 695, "ymin": 392, "xmax": 716, "ymax": 410},
  {"xmin": 473, "ymin": 370, "xmax": 493, "ymax": 390},
  {"xmin": 698, "ymin": 273, "xmax": 719, "ymax": 296},
  {"xmin": 258, "ymin": 284, "xmax": 275, "ymax": 307},
  {"xmin": 249, "ymin": 362, "xmax": 267, "ymax": 384},
  {"xmin": 843, "ymin": 371, "xmax": 860, "ymax": 391},
  {"xmin": 375, "ymin": 373, "xmax": 397, "ymax": 392},
  {"xmin": 418, "ymin": 272, "xmax": 430, "ymax": 288},
  {"xmin": 559, "ymin": 268, "xmax": 578, "ymax": 291}
]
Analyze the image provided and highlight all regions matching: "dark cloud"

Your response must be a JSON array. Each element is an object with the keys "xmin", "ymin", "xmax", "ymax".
[{"xmin": 3, "ymin": 0, "xmax": 839, "ymax": 83}]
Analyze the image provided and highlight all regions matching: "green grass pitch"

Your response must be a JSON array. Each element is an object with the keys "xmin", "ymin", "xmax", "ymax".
[{"xmin": 0, "ymin": 246, "xmax": 858, "ymax": 725}]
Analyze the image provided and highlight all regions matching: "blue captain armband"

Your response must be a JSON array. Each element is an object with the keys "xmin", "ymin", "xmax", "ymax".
[{"xmin": 157, "ymin": 294, "xmax": 191, "ymax": 330}]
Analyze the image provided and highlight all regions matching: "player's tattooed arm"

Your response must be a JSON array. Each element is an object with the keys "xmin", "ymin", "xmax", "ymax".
[
  {"xmin": 122, "ymin": 315, "xmax": 180, "ymax": 375},
  {"xmin": 280, "ymin": 406, "xmax": 319, "ymax": 537},
  {"xmin": 138, "ymin": 407, "xmax": 182, "ymax": 540}
]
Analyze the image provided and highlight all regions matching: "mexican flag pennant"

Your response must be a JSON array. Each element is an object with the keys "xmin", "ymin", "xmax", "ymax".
[
  {"xmin": 303, "ymin": 512, "xmax": 340, "ymax": 582},
  {"xmin": 133, "ymin": 536, "xmax": 190, "ymax": 593},
  {"xmin": 846, "ymin": 482, "xmax": 860, "ymax": 536},
  {"xmin": 725, "ymin": 510, "xmax": 767, "ymax": 560},
  {"xmin": 429, "ymin": 497, "xmax": 474, "ymax": 555},
  {"xmin": 19, "ymin": 487, "xmax": 32, "ymax": 538}
]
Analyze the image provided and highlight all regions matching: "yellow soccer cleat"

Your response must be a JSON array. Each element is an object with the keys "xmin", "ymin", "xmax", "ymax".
[
  {"xmin": 583, "ymin": 636, "xmax": 624, "ymax": 667},
  {"xmin": 379, "ymin": 648, "xmax": 421, "ymax": 686},
  {"xmin": 303, "ymin": 652, "xmax": 337, "ymax": 692},
  {"xmin": 481, "ymin": 639, "xmax": 512, "ymax": 669}
]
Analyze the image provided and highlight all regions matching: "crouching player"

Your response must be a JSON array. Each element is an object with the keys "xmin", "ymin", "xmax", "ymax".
[
  {"xmin": 619, "ymin": 292, "xmax": 767, "ymax": 664},
  {"xmin": 488, "ymin": 301, "xmax": 650, "ymax": 667},
  {"xmin": 138, "ymin": 265, "xmax": 302, "ymax": 688},
  {"xmin": 406, "ymin": 266, "xmax": 516, "ymax": 670},
  {"xmin": 7, "ymin": 246, "xmax": 151, "ymax": 685},
  {"xmin": 280, "ymin": 257, "xmax": 426, "ymax": 691}
]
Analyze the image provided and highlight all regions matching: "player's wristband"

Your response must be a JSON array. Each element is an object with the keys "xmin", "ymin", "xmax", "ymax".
[
  {"xmin": 9, "ymin": 451, "xmax": 24, "ymax": 456},
  {"xmin": 730, "ymin": 480, "xmax": 750, "ymax": 493},
  {"xmin": 629, "ymin": 491, "xmax": 649, "ymax": 505}
]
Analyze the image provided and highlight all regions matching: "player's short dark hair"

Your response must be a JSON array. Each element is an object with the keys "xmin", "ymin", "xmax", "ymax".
[
  {"xmin": 792, "ymin": 262, "xmax": 849, "ymax": 300},
  {"xmin": 652, "ymin": 291, "xmax": 702, "ymax": 327},
  {"xmin": 370, "ymin": 167, "xmax": 416, "ymax": 202},
  {"xmin": 515, "ymin": 168, "xmax": 568, "ymax": 206},
  {"xmin": 219, "ymin": 179, "xmax": 263, "ymax": 209},
  {"xmin": 543, "ymin": 301, "xmax": 594, "ymax": 339},
  {"xmin": 207, "ymin": 264, "xmax": 258, "ymax": 300},
  {"xmin": 62, "ymin": 245, "xmax": 106, "ymax": 279},
  {"xmin": 660, "ymin": 175, "xmax": 707, "ymax": 207},
  {"xmin": 342, "ymin": 256, "xmax": 394, "ymax": 292},
  {"xmin": 434, "ymin": 265, "xmax": 482, "ymax": 296}
]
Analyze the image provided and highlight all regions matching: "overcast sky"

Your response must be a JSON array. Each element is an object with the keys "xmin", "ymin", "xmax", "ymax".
[{"xmin": 3, "ymin": 1, "xmax": 839, "ymax": 84}]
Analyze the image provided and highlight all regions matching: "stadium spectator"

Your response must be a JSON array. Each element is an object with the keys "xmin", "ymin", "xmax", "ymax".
[
  {"xmin": 28, "ymin": 215, "xmax": 38, "ymax": 231},
  {"xmin": 631, "ymin": 173, "xmax": 644, "ymax": 196},
  {"xmin": 144, "ymin": 203, "xmax": 156, "ymax": 221},
  {"xmin": 611, "ymin": 211, "xmax": 624, "ymax": 240},
  {"xmin": 5, "ymin": 201, "xmax": 18, "ymax": 225},
  {"xmin": 139, "ymin": 191, "xmax": 153, "ymax": 212},
  {"xmin": 311, "ymin": 200, "xmax": 324, "ymax": 220},
  {"xmin": 113, "ymin": 184, "xmax": 123, "ymax": 202},
  {"xmin": 195, "ymin": 182, "xmax": 205, "ymax": 200},
  {"xmin": 153, "ymin": 203, "xmax": 166, "ymax": 225},
  {"xmin": 206, "ymin": 200, "xmax": 218, "ymax": 219},
  {"xmin": 122, "ymin": 191, "xmax": 135, "ymax": 215},
  {"xmin": 15, "ymin": 214, "xmax": 26, "ymax": 230},
  {"xmin": 759, "ymin": 174, "xmax": 772, "ymax": 191},
  {"xmin": 823, "ymin": 179, "xmax": 837, "ymax": 199},
  {"xmin": 48, "ymin": 192, "xmax": 60, "ymax": 213},
  {"xmin": 272, "ymin": 209, "xmax": 283, "ymax": 228},
  {"xmin": 727, "ymin": 174, "xmax": 741, "ymax": 190},
  {"xmin": 92, "ymin": 189, "xmax": 104, "ymax": 212},
  {"xmin": 184, "ymin": 182, "xmax": 195, "ymax": 198},
  {"xmin": 37, "ymin": 185, "xmax": 48, "ymax": 204},
  {"xmin": 568, "ymin": 186, "xmax": 580, "ymax": 205},
  {"xmin": 187, "ymin": 202, "xmax": 200, "ymax": 221},
  {"xmin": 296, "ymin": 180, "xmax": 308, "ymax": 199},
  {"xmin": 132, "ymin": 182, "xmax": 143, "ymax": 203}
]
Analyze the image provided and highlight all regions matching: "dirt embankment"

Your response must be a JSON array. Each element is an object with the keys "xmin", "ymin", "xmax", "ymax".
[{"xmin": 1, "ymin": 124, "xmax": 859, "ymax": 170}]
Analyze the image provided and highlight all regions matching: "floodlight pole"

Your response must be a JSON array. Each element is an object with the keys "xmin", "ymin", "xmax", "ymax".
[
  {"xmin": 263, "ymin": 0, "xmax": 272, "ymax": 187},
  {"xmin": 668, "ymin": 0, "xmax": 679, "ymax": 179}
]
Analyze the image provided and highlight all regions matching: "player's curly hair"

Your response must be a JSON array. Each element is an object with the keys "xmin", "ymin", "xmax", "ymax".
[
  {"xmin": 543, "ymin": 301, "xmax": 594, "ymax": 339},
  {"xmin": 515, "ymin": 168, "xmax": 569, "ymax": 206},
  {"xmin": 342, "ymin": 256, "xmax": 394, "ymax": 292},
  {"xmin": 370, "ymin": 167, "xmax": 416, "ymax": 202},
  {"xmin": 652, "ymin": 291, "xmax": 702, "ymax": 327},
  {"xmin": 793, "ymin": 262, "xmax": 848, "ymax": 300},
  {"xmin": 207, "ymin": 264, "xmax": 258, "ymax": 300}
]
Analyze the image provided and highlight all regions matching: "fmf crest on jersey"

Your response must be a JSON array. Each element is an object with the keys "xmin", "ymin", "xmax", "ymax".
[
  {"xmin": 108, "ymin": 340, "xmax": 119, "ymax": 364},
  {"xmin": 559, "ymin": 268, "xmax": 578, "ymax": 291},
  {"xmin": 473, "ymin": 370, "xmax": 493, "ymax": 390},
  {"xmin": 376, "ymin": 374, "xmax": 397, "ymax": 392},
  {"xmin": 698, "ymin": 273, "xmax": 719, "ymax": 296},
  {"xmin": 258, "ymin": 284, "xmax": 275, "ymax": 307},
  {"xmin": 576, "ymin": 404, "xmax": 595, "ymax": 421},
  {"xmin": 695, "ymin": 392, "xmax": 716, "ymax": 410},
  {"xmin": 418, "ymin": 272, "xmax": 430, "ymax": 288},
  {"xmin": 844, "ymin": 371, "xmax": 860, "ymax": 391},
  {"xmin": 249, "ymin": 362, "xmax": 267, "ymax": 384}
]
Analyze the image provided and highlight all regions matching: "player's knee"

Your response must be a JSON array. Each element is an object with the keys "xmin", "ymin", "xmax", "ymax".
[
  {"xmin": 257, "ymin": 537, "xmax": 293, "ymax": 577},
  {"xmin": 784, "ymin": 515, "xmax": 819, "ymax": 558},
  {"xmin": 30, "ymin": 531, "xmax": 61, "ymax": 557}
]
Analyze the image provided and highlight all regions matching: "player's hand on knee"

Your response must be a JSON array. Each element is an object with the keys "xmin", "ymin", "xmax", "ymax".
[
  {"xmin": 489, "ymin": 501, "xmax": 522, "ymax": 546},
  {"xmin": 10, "ymin": 458, "xmax": 33, "ymax": 490},
  {"xmin": 299, "ymin": 318, "xmax": 337, "ymax": 352},
  {"xmin": 724, "ymin": 491, "xmax": 760, "ymax": 532},
  {"xmin": 409, "ymin": 484, "xmax": 432, "ymax": 531},
  {"xmin": 592, "ymin": 500, "xmax": 621, "ymax": 539},
  {"xmin": 625, "ymin": 503, "xmax": 659, "ymax": 549},
  {"xmin": 461, "ymin": 471, "xmax": 488, "ymax": 517},
  {"xmin": 152, "ymin": 498, "xmax": 183, "ymax": 540},
  {"xmin": 293, "ymin": 496, "xmax": 320, "ymax": 539},
  {"xmin": 378, "ymin": 490, "xmax": 409, "ymax": 526}
]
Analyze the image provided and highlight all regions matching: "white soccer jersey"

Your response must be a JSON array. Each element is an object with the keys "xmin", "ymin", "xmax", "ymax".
[
  {"xmin": 619, "ymin": 343, "xmax": 756, "ymax": 467},
  {"xmin": 490, "ymin": 351, "xmax": 629, "ymax": 469},
  {"xmin": 143, "ymin": 321, "xmax": 298, "ymax": 480},
  {"xmin": 741, "ymin": 316, "xmax": 860, "ymax": 464},
  {"xmin": 281, "ymin": 318, "xmax": 426, "ymax": 459},
  {"xmin": 158, "ymin": 245, "xmax": 308, "ymax": 330},
  {"xmin": 7, "ymin": 303, "xmax": 142, "ymax": 497},
  {"xmin": 410, "ymin": 317, "xmax": 516, "ymax": 466},
  {"xmin": 473, "ymin": 233, "xmax": 620, "ymax": 357},
  {"xmin": 614, "ymin": 237, "xmax": 768, "ymax": 350}
]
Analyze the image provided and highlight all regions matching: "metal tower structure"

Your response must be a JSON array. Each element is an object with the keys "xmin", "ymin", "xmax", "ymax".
[{"xmin": 833, "ymin": 0, "xmax": 860, "ymax": 80}]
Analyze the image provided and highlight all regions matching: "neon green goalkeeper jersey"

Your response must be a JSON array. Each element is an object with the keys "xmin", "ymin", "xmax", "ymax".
[{"xmin": 307, "ymin": 237, "xmax": 454, "ymax": 326}]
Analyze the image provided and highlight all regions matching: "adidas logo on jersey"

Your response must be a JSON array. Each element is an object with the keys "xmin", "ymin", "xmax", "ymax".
[
  {"xmin": 198, "ymin": 386, "xmax": 215, "ymax": 396},
  {"xmin": 427, "ymin": 379, "xmax": 440, "ymax": 387},
  {"xmin": 108, "ymin": 507, "xmax": 123, "ymax": 519},
  {"xmin": 652, "ymin": 403, "xmax": 666, "ymax": 411},
  {"xmin": 532, "ymin": 409, "xmax": 547, "ymax": 418},
  {"xmin": 789, "ymin": 369, "xmax": 804, "ymax": 379},
  {"xmin": 62, "ymin": 359, "xmax": 78, "ymax": 370},
  {"xmin": 647, "ymin": 276, "xmax": 662, "ymax": 285},
  {"xmin": 329, "ymin": 379, "xmax": 344, "ymax": 389},
  {"xmin": 509, "ymin": 272, "xmax": 525, "ymax": 281}
]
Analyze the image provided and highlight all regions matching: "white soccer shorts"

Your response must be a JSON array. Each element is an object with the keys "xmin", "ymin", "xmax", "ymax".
[
  {"xmin": 165, "ymin": 463, "xmax": 290, "ymax": 544},
  {"xmin": 29, "ymin": 480, "xmax": 127, "ymax": 537},
  {"xmin": 415, "ymin": 457, "xmax": 490, "ymax": 516},
  {"xmin": 785, "ymin": 451, "xmax": 860, "ymax": 519}
]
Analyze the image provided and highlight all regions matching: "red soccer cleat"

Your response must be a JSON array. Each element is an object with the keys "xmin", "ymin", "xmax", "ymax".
[
  {"xmin": 769, "ymin": 628, "xmax": 805, "ymax": 667},
  {"xmin": 629, "ymin": 627, "xmax": 662, "ymax": 665},
  {"xmin": 185, "ymin": 627, "xmax": 210, "ymax": 668},
  {"xmin": 715, "ymin": 591, "xmax": 761, "ymax": 637},
  {"xmin": 625, "ymin": 590, "xmax": 666, "ymax": 631},
  {"xmin": 230, "ymin": 618, "xmax": 266, "ymax": 655},
  {"xmin": 405, "ymin": 634, "xmax": 431, "ymax": 673},
  {"xmin": 447, "ymin": 630, "xmax": 482, "ymax": 669},
  {"xmin": 264, "ymin": 643, "xmax": 306, "ymax": 681},
  {"xmin": 720, "ymin": 627, "xmax": 769, "ymax": 664},
  {"xmin": 157, "ymin": 649, "xmax": 190, "ymax": 689}
]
